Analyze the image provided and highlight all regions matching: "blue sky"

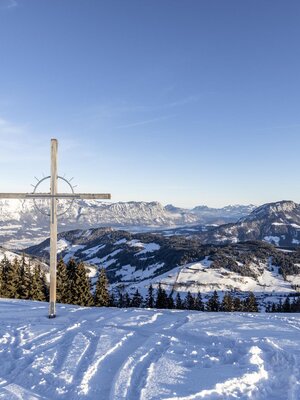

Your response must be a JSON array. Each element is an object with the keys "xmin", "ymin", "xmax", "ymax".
[{"xmin": 0, "ymin": 0, "xmax": 300, "ymax": 208}]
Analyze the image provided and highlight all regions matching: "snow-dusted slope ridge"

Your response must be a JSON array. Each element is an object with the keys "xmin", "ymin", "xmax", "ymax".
[{"xmin": 0, "ymin": 299, "xmax": 299, "ymax": 400}]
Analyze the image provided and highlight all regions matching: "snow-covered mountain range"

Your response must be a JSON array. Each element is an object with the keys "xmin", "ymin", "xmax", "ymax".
[
  {"xmin": 2, "ymin": 199, "xmax": 300, "ymax": 300},
  {"xmin": 198, "ymin": 200, "xmax": 300, "ymax": 247},
  {"xmin": 0, "ymin": 199, "xmax": 255, "ymax": 248}
]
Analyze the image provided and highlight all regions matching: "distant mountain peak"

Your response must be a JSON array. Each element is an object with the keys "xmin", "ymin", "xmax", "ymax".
[
  {"xmin": 199, "ymin": 200, "xmax": 300, "ymax": 247},
  {"xmin": 242, "ymin": 200, "xmax": 299, "ymax": 222}
]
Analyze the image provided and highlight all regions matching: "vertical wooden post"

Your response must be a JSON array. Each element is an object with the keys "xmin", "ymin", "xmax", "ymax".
[
  {"xmin": 0, "ymin": 137, "xmax": 111, "ymax": 319},
  {"xmin": 49, "ymin": 138, "xmax": 58, "ymax": 318}
]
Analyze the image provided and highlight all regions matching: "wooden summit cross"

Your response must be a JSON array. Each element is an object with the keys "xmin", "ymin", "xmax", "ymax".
[{"xmin": 0, "ymin": 138, "xmax": 111, "ymax": 318}]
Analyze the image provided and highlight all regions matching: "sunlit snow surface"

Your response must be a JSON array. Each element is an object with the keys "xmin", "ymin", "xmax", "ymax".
[{"xmin": 0, "ymin": 300, "xmax": 299, "ymax": 400}]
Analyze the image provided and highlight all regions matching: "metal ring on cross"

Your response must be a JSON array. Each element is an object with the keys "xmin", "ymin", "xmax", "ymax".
[{"xmin": 32, "ymin": 175, "xmax": 75, "ymax": 217}]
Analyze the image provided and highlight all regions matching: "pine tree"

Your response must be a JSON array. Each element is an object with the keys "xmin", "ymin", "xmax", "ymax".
[
  {"xmin": 244, "ymin": 292, "xmax": 258, "ymax": 312},
  {"xmin": 124, "ymin": 292, "xmax": 131, "ymax": 307},
  {"xmin": 265, "ymin": 303, "xmax": 272, "ymax": 313},
  {"xmin": 117, "ymin": 289, "xmax": 125, "ymax": 308},
  {"xmin": 184, "ymin": 291, "xmax": 195, "ymax": 310},
  {"xmin": 194, "ymin": 292, "xmax": 204, "ymax": 311},
  {"xmin": 291, "ymin": 297, "xmax": 300, "ymax": 312},
  {"xmin": 233, "ymin": 297, "xmax": 242, "ymax": 312},
  {"xmin": 145, "ymin": 284, "xmax": 155, "ymax": 308},
  {"xmin": 291, "ymin": 297, "xmax": 297, "ymax": 312},
  {"xmin": 73, "ymin": 262, "xmax": 93, "ymax": 306},
  {"xmin": 221, "ymin": 292, "xmax": 234, "ymax": 312},
  {"xmin": 277, "ymin": 298, "xmax": 283, "ymax": 312},
  {"xmin": 131, "ymin": 289, "xmax": 143, "ymax": 308},
  {"xmin": 5, "ymin": 257, "xmax": 20, "ymax": 299},
  {"xmin": 155, "ymin": 283, "xmax": 168, "ymax": 309},
  {"xmin": 94, "ymin": 268, "xmax": 110, "ymax": 307},
  {"xmin": 175, "ymin": 292, "xmax": 183, "ymax": 309},
  {"xmin": 0, "ymin": 261, "xmax": 3, "ymax": 297},
  {"xmin": 30, "ymin": 265, "xmax": 46, "ymax": 301},
  {"xmin": 56, "ymin": 258, "xmax": 69, "ymax": 304},
  {"xmin": 0, "ymin": 256, "xmax": 10, "ymax": 297},
  {"xmin": 41, "ymin": 269, "xmax": 49, "ymax": 301},
  {"xmin": 109, "ymin": 291, "xmax": 116, "ymax": 307},
  {"xmin": 167, "ymin": 292, "xmax": 174, "ymax": 309},
  {"xmin": 17, "ymin": 255, "xmax": 31, "ymax": 299},
  {"xmin": 283, "ymin": 296, "xmax": 291, "ymax": 312},
  {"xmin": 66, "ymin": 258, "xmax": 78, "ymax": 304},
  {"xmin": 207, "ymin": 290, "xmax": 220, "ymax": 312}
]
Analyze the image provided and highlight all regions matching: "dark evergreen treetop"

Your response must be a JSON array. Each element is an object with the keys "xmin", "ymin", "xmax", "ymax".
[
  {"xmin": 175, "ymin": 292, "xmax": 183, "ymax": 310},
  {"xmin": 56, "ymin": 258, "xmax": 69, "ymax": 304},
  {"xmin": 30, "ymin": 265, "xmax": 47, "ymax": 302},
  {"xmin": 131, "ymin": 289, "xmax": 143, "ymax": 308},
  {"xmin": 243, "ymin": 292, "xmax": 259, "ymax": 312},
  {"xmin": 4, "ymin": 257, "xmax": 20, "ymax": 299},
  {"xmin": 184, "ymin": 291, "xmax": 195, "ymax": 310},
  {"xmin": 194, "ymin": 291, "xmax": 204, "ymax": 311},
  {"xmin": 155, "ymin": 283, "xmax": 168, "ymax": 309},
  {"xmin": 221, "ymin": 292, "xmax": 234, "ymax": 312},
  {"xmin": 94, "ymin": 268, "xmax": 110, "ymax": 307},
  {"xmin": 73, "ymin": 262, "xmax": 93, "ymax": 306},
  {"xmin": 145, "ymin": 284, "xmax": 155, "ymax": 308},
  {"xmin": 17, "ymin": 255, "xmax": 31, "ymax": 300},
  {"xmin": 207, "ymin": 290, "xmax": 220, "ymax": 312}
]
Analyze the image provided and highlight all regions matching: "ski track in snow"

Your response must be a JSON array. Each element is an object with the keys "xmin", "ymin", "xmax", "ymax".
[{"xmin": 0, "ymin": 300, "xmax": 299, "ymax": 400}]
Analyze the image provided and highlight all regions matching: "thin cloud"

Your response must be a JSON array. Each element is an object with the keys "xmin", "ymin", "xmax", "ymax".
[
  {"xmin": 75, "ymin": 95, "xmax": 199, "ymax": 131},
  {"xmin": 8, "ymin": 0, "xmax": 17, "ymax": 8},
  {"xmin": 0, "ymin": 0, "xmax": 17, "ymax": 10},
  {"xmin": 0, "ymin": 117, "xmax": 25, "ymax": 135},
  {"xmin": 115, "ymin": 114, "xmax": 175, "ymax": 129},
  {"xmin": 83, "ymin": 95, "xmax": 199, "ymax": 121},
  {"xmin": 162, "ymin": 95, "xmax": 200, "ymax": 109}
]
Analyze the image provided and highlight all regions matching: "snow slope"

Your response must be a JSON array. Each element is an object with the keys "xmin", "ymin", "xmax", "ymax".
[
  {"xmin": 0, "ymin": 300, "xmax": 299, "ymax": 400},
  {"xmin": 110, "ymin": 257, "xmax": 299, "ymax": 304},
  {"xmin": 0, "ymin": 247, "xmax": 48, "ymax": 272}
]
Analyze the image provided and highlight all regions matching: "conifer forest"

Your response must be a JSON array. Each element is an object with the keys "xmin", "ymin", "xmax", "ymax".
[{"xmin": 1, "ymin": 256, "xmax": 299, "ymax": 313}]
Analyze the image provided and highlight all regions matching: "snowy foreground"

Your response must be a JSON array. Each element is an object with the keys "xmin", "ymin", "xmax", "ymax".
[{"xmin": 0, "ymin": 300, "xmax": 299, "ymax": 400}]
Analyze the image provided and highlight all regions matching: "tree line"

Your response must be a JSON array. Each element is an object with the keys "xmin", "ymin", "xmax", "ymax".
[
  {"xmin": 46, "ymin": 258, "xmax": 262, "ymax": 312},
  {"xmin": 0, "ymin": 256, "xmax": 259, "ymax": 312},
  {"xmin": 0, "ymin": 255, "xmax": 48, "ymax": 301},
  {"xmin": 1, "ymin": 256, "xmax": 298, "ymax": 313},
  {"xmin": 265, "ymin": 295, "xmax": 300, "ymax": 313}
]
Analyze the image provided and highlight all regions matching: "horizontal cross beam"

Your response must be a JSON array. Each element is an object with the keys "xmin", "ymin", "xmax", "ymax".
[{"xmin": 0, "ymin": 193, "xmax": 111, "ymax": 200}]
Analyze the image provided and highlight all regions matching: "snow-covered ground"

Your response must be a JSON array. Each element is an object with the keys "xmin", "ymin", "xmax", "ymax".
[
  {"xmin": 0, "ymin": 300, "xmax": 299, "ymax": 400},
  {"xmin": 111, "ymin": 257, "xmax": 298, "ymax": 300}
]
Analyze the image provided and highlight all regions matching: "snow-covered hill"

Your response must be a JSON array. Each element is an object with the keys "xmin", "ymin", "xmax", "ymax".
[
  {"xmin": 0, "ymin": 299, "xmax": 299, "ymax": 400},
  {"xmin": 25, "ymin": 228, "xmax": 300, "ymax": 298},
  {"xmin": 0, "ymin": 199, "xmax": 254, "ymax": 248},
  {"xmin": 199, "ymin": 200, "xmax": 300, "ymax": 247},
  {"xmin": 0, "ymin": 246, "xmax": 48, "ymax": 271}
]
